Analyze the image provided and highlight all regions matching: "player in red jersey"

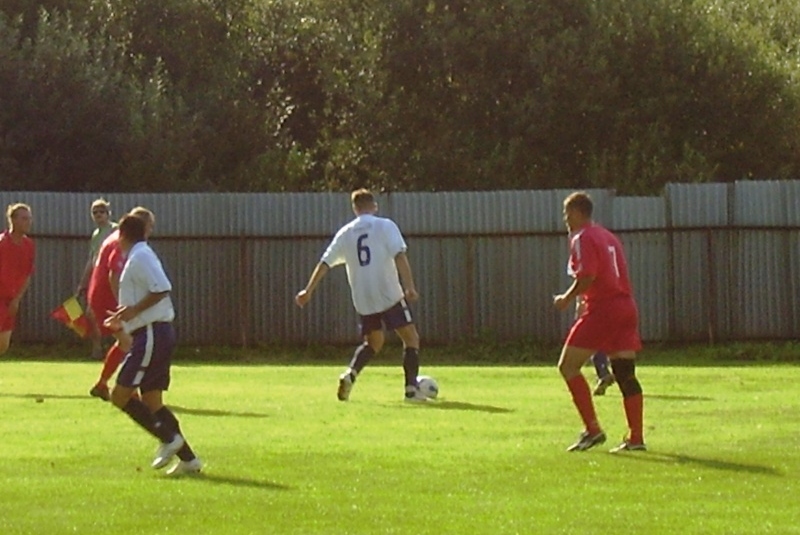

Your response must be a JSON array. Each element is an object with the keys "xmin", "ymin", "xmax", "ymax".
[
  {"xmin": 86, "ymin": 207, "xmax": 154, "ymax": 400},
  {"xmin": 0, "ymin": 203, "xmax": 35, "ymax": 355},
  {"xmin": 553, "ymin": 191, "xmax": 645, "ymax": 453}
]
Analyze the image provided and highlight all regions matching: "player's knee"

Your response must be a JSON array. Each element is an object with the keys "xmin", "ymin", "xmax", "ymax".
[
  {"xmin": 557, "ymin": 361, "xmax": 582, "ymax": 380},
  {"xmin": 110, "ymin": 386, "xmax": 130, "ymax": 408},
  {"xmin": 366, "ymin": 340, "xmax": 383, "ymax": 354},
  {"xmin": 403, "ymin": 335, "xmax": 420, "ymax": 349},
  {"xmin": 611, "ymin": 359, "xmax": 642, "ymax": 397}
]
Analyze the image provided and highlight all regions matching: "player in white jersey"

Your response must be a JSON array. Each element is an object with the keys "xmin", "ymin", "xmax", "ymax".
[{"xmin": 295, "ymin": 188, "xmax": 428, "ymax": 402}]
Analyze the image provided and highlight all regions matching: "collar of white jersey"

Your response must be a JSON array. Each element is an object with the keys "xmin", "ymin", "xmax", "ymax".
[{"xmin": 129, "ymin": 241, "xmax": 149, "ymax": 255}]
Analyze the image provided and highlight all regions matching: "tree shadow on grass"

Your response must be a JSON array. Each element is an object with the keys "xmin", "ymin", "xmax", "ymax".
[
  {"xmin": 170, "ymin": 405, "xmax": 270, "ymax": 419},
  {"xmin": 165, "ymin": 472, "xmax": 292, "ymax": 490},
  {"xmin": 610, "ymin": 450, "xmax": 782, "ymax": 476},
  {"xmin": 645, "ymin": 394, "xmax": 714, "ymax": 402},
  {"xmin": 0, "ymin": 392, "xmax": 87, "ymax": 401},
  {"xmin": 397, "ymin": 400, "xmax": 513, "ymax": 414}
]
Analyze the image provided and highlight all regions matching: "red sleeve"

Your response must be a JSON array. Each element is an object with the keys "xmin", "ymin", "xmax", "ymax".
[{"xmin": 569, "ymin": 232, "xmax": 600, "ymax": 278}]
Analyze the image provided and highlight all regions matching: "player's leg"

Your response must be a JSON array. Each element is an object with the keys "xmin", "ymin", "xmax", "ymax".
[
  {"xmin": 136, "ymin": 322, "xmax": 196, "ymax": 470},
  {"xmin": 608, "ymin": 352, "xmax": 646, "ymax": 452},
  {"xmin": 111, "ymin": 333, "xmax": 175, "ymax": 443},
  {"xmin": 591, "ymin": 352, "xmax": 615, "ymax": 396},
  {"xmin": 383, "ymin": 299, "xmax": 424, "ymax": 402},
  {"xmin": 141, "ymin": 389, "xmax": 199, "ymax": 471},
  {"xmin": 91, "ymin": 331, "xmax": 132, "ymax": 400},
  {"xmin": 559, "ymin": 344, "xmax": 606, "ymax": 451},
  {"xmin": 89, "ymin": 307, "xmax": 131, "ymax": 400},
  {"xmin": 0, "ymin": 304, "xmax": 16, "ymax": 355},
  {"xmin": 395, "ymin": 324, "xmax": 423, "ymax": 401},
  {"xmin": 337, "ymin": 315, "xmax": 383, "ymax": 401},
  {"xmin": 0, "ymin": 330, "xmax": 11, "ymax": 355}
]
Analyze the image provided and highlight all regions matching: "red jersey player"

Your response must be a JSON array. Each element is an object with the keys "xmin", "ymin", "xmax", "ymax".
[
  {"xmin": 86, "ymin": 207, "xmax": 155, "ymax": 400},
  {"xmin": 0, "ymin": 203, "xmax": 35, "ymax": 355},
  {"xmin": 553, "ymin": 191, "xmax": 645, "ymax": 453},
  {"xmin": 86, "ymin": 228, "xmax": 129, "ymax": 400}
]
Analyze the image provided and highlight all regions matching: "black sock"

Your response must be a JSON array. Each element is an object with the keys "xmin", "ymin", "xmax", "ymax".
[
  {"xmin": 155, "ymin": 406, "xmax": 196, "ymax": 461},
  {"xmin": 122, "ymin": 399, "xmax": 171, "ymax": 442},
  {"xmin": 593, "ymin": 352, "xmax": 611, "ymax": 378},
  {"xmin": 348, "ymin": 344, "xmax": 375, "ymax": 380},
  {"xmin": 403, "ymin": 347, "xmax": 420, "ymax": 387}
]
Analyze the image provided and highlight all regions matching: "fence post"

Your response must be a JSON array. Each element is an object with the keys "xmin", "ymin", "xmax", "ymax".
[
  {"xmin": 705, "ymin": 228, "xmax": 716, "ymax": 345},
  {"xmin": 238, "ymin": 233, "xmax": 250, "ymax": 348}
]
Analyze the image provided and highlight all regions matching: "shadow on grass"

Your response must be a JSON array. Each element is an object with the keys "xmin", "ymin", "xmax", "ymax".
[
  {"xmin": 611, "ymin": 450, "xmax": 781, "ymax": 476},
  {"xmin": 645, "ymin": 394, "xmax": 714, "ymax": 402},
  {"xmin": 0, "ymin": 392, "xmax": 87, "ymax": 401},
  {"xmin": 167, "ymin": 473, "xmax": 292, "ymax": 490},
  {"xmin": 400, "ymin": 400, "xmax": 513, "ymax": 414},
  {"xmin": 170, "ymin": 405, "xmax": 269, "ymax": 419}
]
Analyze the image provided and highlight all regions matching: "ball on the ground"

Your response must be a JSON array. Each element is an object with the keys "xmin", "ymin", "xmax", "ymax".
[{"xmin": 417, "ymin": 375, "xmax": 439, "ymax": 399}]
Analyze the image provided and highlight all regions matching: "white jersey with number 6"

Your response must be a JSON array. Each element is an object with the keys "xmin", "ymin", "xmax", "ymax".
[{"xmin": 320, "ymin": 213, "xmax": 407, "ymax": 315}]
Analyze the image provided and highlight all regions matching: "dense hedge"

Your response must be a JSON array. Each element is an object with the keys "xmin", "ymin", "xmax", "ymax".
[{"xmin": 2, "ymin": 0, "xmax": 800, "ymax": 193}]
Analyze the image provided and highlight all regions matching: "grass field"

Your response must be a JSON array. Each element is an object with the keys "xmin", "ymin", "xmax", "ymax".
[{"xmin": 1, "ymin": 347, "xmax": 799, "ymax": 534}]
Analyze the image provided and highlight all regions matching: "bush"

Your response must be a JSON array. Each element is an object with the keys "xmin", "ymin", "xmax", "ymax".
[{"xmin": 3, "ymin": 0, "xmax": 800, "ymax": 193}]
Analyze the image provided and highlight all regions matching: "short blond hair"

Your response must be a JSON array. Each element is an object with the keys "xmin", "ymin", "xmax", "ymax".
[
  {"xmin": 6, "ymin": 203, "xmax": 31, "ymax": 223},
  {"xmin": 351, "ymin": 188, "xmax": 375, "ymax": 211},
  {"xmin": 563, "ymin": 191, "xmax": 593, "ymax": 217}
]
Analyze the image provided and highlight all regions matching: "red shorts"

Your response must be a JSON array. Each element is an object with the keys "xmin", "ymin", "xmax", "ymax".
[
  {"xmin": 90, "ymin": 300, "xmax": 118, "ymax": 337},
  {"xmin": 565, "ymin": 295, "xmax": 642, "ymax": 353},
  {"xmin": 0, "ymin": 301, "xmax": 15, "ymax": 332}
]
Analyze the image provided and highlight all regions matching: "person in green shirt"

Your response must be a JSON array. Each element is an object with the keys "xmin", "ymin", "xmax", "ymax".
[{"xmin": 76, "ymin": 198, "xmax": 118, "ymax": 360}]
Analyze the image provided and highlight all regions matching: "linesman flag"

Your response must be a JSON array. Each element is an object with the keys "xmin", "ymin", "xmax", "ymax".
[{"xmin": 51, "ymin": 296, "xmax": 92, "ymax": 338}]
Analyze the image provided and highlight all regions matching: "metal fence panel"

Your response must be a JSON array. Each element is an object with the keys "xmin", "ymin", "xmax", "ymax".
[{"xmin": 4, "ymin": 182, "xmax": 800, "ymax": 346}]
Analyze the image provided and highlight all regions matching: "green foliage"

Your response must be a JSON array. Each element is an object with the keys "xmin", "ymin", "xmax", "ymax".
[{"xmin": 2, "ymin": 0, "xmax": 800, "ymax": 192}]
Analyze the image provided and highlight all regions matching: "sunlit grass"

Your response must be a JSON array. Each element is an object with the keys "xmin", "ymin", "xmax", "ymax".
[{"xmin": 0, "ymin": 354, "xmax": 798, "ymax": 534}]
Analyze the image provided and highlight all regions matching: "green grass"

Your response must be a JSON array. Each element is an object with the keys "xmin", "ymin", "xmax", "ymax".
[{"xmin": 1, "ymin": 348, "xmax": 799, "ymax": 534}]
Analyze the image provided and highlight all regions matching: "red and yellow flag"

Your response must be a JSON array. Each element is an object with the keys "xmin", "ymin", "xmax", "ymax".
[{"xmin": 51, "ymin": 296, "xmax": 92, "ymax": 338}]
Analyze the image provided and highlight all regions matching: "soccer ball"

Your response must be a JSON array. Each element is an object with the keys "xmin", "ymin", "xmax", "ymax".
[{"xmin": 417, "ymin": 375, "xmax": 439, "ymax": 399}]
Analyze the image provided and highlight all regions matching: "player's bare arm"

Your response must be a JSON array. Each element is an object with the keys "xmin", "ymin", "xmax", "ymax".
[
  {"xmin": 553, "ymin": 275, "xmax": 595, "ymax": 311},
  {"xmin": 295, "ymin": 262, "xmax": 330, "ymax": 307},
  {"xmin": 394, "ymin": 252, "xmax": 419, "ymax": 302}
]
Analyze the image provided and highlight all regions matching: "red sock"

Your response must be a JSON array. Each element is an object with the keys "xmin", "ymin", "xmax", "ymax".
[
  {"xmin": 623, "ymin": 393, "xmax": 644, "ymax": 444},
  {"xmin": 98, "ymin": 345, "xmax": 126, "ymax": 385},
  {"xmin": 566, "ymin": 375, "xmax": 601, "ymax": 434}
]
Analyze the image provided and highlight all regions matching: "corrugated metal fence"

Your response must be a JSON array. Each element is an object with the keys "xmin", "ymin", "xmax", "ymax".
[{"xmin": 3, "ymin": 181, "xmax": 798, "ymax": 345}]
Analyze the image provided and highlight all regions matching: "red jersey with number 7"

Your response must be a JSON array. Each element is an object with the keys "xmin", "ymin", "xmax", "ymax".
[{"xmin": 567, "ymin": 223, "xmax": 634, "ymax": 306}]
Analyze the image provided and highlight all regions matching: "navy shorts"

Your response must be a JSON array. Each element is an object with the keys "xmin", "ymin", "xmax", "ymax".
[
  {"xmin": 359, "ymin": 299, "xmax": 414, "ymax": 337},
  {"xmin": 117, "ymin": 322, "xmax": 176, "ymax": 393}
]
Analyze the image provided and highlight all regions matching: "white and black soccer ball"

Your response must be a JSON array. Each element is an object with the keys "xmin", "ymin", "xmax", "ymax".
[{"xmin": 417, "ymin": 375, "xmax": 439, "ymax": 399}]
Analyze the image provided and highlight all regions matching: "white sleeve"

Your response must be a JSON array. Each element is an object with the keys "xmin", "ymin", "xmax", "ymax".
[
  {"xmin": 144, "ymin": 251, "xmax": 172, "ymax": 293},
  {"xmin": 385, "ymin": 220, "xmax": 407, "ymax": 256},
  {"xmin": 320, "ymin": 228, "xmax": 347, "ymax": 268}
]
